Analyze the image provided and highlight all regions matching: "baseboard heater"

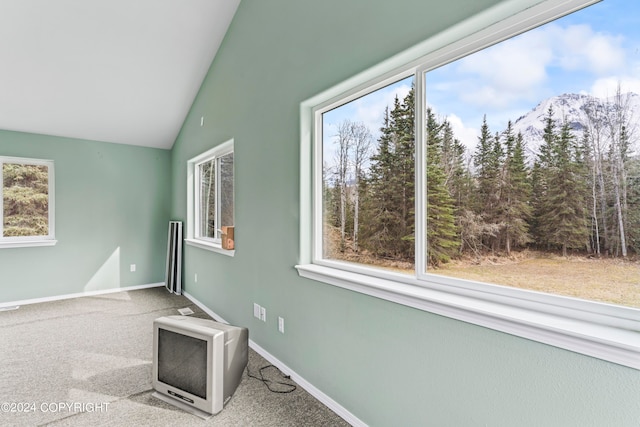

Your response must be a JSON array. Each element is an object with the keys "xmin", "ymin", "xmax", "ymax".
[{"xmin": 165, "ymin": 221, "xmax": 183, "ymax": 295}]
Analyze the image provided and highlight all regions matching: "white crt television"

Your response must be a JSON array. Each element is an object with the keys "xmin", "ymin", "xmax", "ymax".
[{"xmin": 152, "ymin": 315, "xmax": 248, "ymax": 417}]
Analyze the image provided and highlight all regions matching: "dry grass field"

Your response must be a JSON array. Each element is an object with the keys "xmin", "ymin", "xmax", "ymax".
[
  {"xmin": 325, "ymin": 228, "xmax": 639, "ymax": 308},
  {"xmin": 434, "ymin": 251, "xmax": 640, "ymax": 308}
]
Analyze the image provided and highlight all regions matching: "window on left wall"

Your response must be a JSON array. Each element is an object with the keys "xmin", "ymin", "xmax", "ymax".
[
  {"xmin": 0, "ymin": 156, "xmax": 56, "ymax": 248},
  {"xmin": 186, "ymin": 140, "xmax": 235, "ymax": 255}
]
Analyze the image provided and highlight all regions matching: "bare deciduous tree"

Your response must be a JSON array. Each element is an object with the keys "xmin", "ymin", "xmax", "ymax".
[{"xmin": 350, "ymin": 122, "xmax": 373, "ymax": 253}]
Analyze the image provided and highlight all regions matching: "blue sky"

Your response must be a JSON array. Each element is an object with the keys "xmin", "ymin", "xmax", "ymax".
[
  {"xmin": 428, "ymin": 0, "xmax": 640, "ymax": 148},
  {"xmin": 324, "ymin": 0, "xmax": 639, "ymax": 153}
]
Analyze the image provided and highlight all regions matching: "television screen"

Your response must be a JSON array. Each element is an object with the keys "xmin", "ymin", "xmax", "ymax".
[
  {"xmin": 157, "ymin": 328, "xmax": 207, "ymax": 399},
  {"xmin": 152, "ymin": 315, "xmax": 248, "ymax": 418}
]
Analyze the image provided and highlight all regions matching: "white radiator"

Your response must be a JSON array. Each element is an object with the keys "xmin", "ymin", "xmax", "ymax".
[{"xmin": 165, "ymin": 221, "xmax": 183, "ymax": 294}]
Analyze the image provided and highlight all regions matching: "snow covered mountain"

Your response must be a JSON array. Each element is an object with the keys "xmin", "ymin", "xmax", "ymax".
[{"xmin": 511, "ymin": 92, "xmax": 640, "ymax": 161}]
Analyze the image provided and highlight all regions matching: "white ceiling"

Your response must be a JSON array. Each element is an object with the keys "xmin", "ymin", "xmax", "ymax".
[{"xmin": 0, "ymin": 0, "xmax": 240, "ymax": 149}]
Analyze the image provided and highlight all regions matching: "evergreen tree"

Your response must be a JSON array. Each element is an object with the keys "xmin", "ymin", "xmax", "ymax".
[
  {"xmin": 540, "ymin": 119, "xmax": 589, "ymax": 256},
  {"xmin": 321, "ymin": 166, "xmax": 340, "ymax": 257},
  {"xmin": 2, "ymin": 163, "xmax": 50, "ymax": 236},
  {"xmin": 531, "ymin": 106, "xmax": 556, "ymax": 248},
  {"xmin": 394, "ymin": 88, "xmax": 416, "ymax": 257},
  {"xmin": 625, "ymin": 159, "xmax": 640, "ymax": 254},
  {"xmin": 473, "ymin": 116, "xmax": 494, "ymax": 213},
  {"xmin": 364, "ymin": 89, "xmax": 415, "ymax": 261},
  {"xmin": 577, "ymin": 128, "xmax": 598, "ymax": 253},
  {"xmin": 500, "ymin": 123, "xmax": 532, "ymax": 253},
  {"xmin": 472, "ymin": 116, "xmax": 501, "ymax": 251},
  {"xmin": 361, "ymin": 108, "xmax": 396, "ymax": 257},
  {"xmin": 441, "ymin": 119, "xmax": 471, "ymax": 208},
  {"xmin": 442, "ymin": 119, "xmax": 476, "ymax": 254},
  {"xmin": 425, "ymin": 108, "xmax": 459, "ymax": 266},
  {"xmin": 529, "ymin": 160, "xmax": 545, "ymax": 248}
]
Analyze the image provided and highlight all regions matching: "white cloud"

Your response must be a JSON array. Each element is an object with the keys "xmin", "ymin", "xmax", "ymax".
[
  {"xmin": 445, "ymin": 22, "xmax": 629, "ymax": 110},
  {"xmin": 590, "ymin": 76, "xmax": 640, "ymax": 98},
  {"xmin": 352, "ymin": 82, "xmax": 412, "ymax": 136},
  {"xmin": 553, "ymin": 24, "xmax": 625, "ymax": 75},
  {"xmin": 452, "ymin": 27, "xmax": 554, "ymax": 108},
  {"xmin": 445, "ymin": 113, "xmax": 479, "ymax": 152},
  {"xmin": 457, "ymin": 30, "xmax": 552, "ymax": 91}
]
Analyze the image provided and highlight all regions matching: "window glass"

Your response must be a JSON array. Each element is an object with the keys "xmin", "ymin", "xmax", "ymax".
[
  {"xmin": 198, "ymin": 159, "xmax": 216, "ymax": 239},
  {"xmin": 220, "ymin": 153, "xmax": 234, "ymax": 230},
  {"xmin": 3, "ymin": 163, "xmax": 49, "ymax": 237},
  {"xmin": 1, "ymin": 158, "xmax": 54, "ymax": 244},
  {"xmin": 322, "ymin": 77, "xmax": 415, "ymax": 273},
  {"xmin": 316, "ymin": 0, "xmax": 639, "ymax": 309},
  {"xmin": 188, "ymin": 140, "xmax": 234, "ymax": 251},
  {"xmin": 423, "ymin": 0, "xmax": 639, "ymax": 308}
]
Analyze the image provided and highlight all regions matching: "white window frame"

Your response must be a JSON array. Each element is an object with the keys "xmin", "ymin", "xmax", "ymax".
[
  {"xmin": 297, "ymin": 0, "xmax": 640, "ymax": 370},
  {"xmin": 185, "ymin": 139, "xmax": 235, "ymax": 256},
  {"xmin": 0, "ymin": 156, "xmax": 57, "ymax": 248}
]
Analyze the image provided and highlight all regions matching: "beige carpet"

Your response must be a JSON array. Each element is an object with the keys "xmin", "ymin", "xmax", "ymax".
[{"xmin": 0, "ymin": 287, "xmax": 350, "ymax": 426}]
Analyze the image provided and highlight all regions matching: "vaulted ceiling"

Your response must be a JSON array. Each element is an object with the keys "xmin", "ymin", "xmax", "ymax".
[{"xmin": 0, "ymin": 0, "xmax": 240, "ymax": 149}]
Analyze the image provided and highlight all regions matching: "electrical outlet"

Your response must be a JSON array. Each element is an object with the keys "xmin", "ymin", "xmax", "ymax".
[
  {"xmin": 253, "ymin": 303, "xmax": 261, "ymax": 319},
  {"xmin": 130, "ymin": 264, "xmax": 136, "ymax": 272},
  {"xmin": 194, "ymin": 273, "xmax": 198, "ymax": 283},
  {"xmin": 260, "ymin": 306, "xmax": 266, "ymax": 322},
  {"xmin": 278, "ymin": 317, "xmax": 285, "ymax": 333}
]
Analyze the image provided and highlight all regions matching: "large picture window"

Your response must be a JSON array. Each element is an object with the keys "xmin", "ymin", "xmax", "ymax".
[
  {"xmin": 186, "ymin": 140, "xmax": 235, "ymax": 254},
  {"xmin": 299, "ymin": 0, "xmax": 639, "ymax": 370},
  {"xmin": 0, "ymin": 156, "xmax": 56, "ymax": 248}
]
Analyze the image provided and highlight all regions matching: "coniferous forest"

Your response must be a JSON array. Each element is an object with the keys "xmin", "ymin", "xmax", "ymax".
[
  {"xmin": 2, "ymin": 163, "xmax": 49, "ymax": 237},
  {"xmin": 323, "ymin": 87, "xmax": 640, "ymax": 270}
]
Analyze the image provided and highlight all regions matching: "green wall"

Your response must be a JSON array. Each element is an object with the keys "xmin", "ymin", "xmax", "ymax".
[
  {"xmin": 170, "ymin": 0, "xmax": 640, "ymax": 425},
  {"xmin": 0, "ymin": 130, "xmax": 171, "ymax": 303}
]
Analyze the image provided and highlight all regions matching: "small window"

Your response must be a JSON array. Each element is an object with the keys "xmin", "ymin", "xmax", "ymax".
[
  {"xmin": 186, "ymin": 140, "xmax": 235, "ymax": 254},
  {"xmin": 0, "ymin": 156, "xmax": 56, "ymax": 248}
]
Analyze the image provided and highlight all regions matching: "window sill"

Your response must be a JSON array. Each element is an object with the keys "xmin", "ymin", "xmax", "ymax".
[
  {"xmin": 295, "ymin": 263, "xmax": 640, "ymax": 370},
  {"xmin": 0, "ymin": 239, "xmax": 58, "ymax": 249},
  {"xmin": 185, "ymin": 238, "xmax": 235, "ymax": 257}
]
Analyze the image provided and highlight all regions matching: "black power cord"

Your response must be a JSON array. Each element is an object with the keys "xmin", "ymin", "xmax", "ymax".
[{"xmin": 247, "ymin": 364, "xmax": 297, "ymax": 394}]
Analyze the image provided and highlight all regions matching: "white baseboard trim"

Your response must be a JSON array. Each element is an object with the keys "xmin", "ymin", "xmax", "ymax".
[
  {"xmin": 247, "ymin": 339, "xmax": 366, "ymax": 427},
  {"xmin": 182, "ymin": 291, "xmax": 366, "ymax": 427},
  {"xmin": 182, "ymin": 291, "xmax": 228, "ymax": 323},
  {"xmin": 0, "ymin": 282, "xmax": 165, "ymax": 309}
]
